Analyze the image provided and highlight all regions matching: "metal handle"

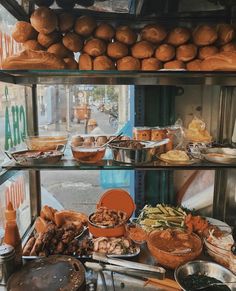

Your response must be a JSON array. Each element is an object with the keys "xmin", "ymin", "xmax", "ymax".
[
  {"xmin": 56, "ymin": 144, "xmax": 66, "ymax": 153},
  {"xmin": 92, "ymin": 253, "xmax": 166, "ymax": 276}
]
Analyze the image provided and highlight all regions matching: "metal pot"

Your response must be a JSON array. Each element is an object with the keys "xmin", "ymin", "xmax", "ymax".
[{"xmin": 109, "ymin": 140, "xmax": 168, "ymax": 164}]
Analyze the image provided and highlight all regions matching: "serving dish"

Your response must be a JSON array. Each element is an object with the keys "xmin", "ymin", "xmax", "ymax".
[
  {"xmin": 110, "ymin": 139, "xmax": 168, "ymax": 164},
  {"xmin": 147, "ymin": 228, "xmax": 202, "ymax": 269},
  {"xmin": 6, "ymin": 150, "xmax": 63, "ymax": 166},
  {"xmin": 88, "ymin": 189, "xmax": 135, "ymax": 238},
  {"xmin": 71, "ymin": 146, "xmax": 106, "ymax": 164},
  {"xmin": 202, "ymin": 147, "xmax": 236, "ymax": 164},
  {"xmin": 175, "ymin": 260, "xmax": 236, "ymax": 291},
  {"xmin": 158, "ymin": 154, "xmax": 199, "ymax": 165},
  {"xmin": 25, "ymin": 134, "xmax": 68, "ymax": 151}
]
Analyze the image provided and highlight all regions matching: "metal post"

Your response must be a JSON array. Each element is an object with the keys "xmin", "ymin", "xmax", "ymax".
[{"xmin": 25, "ymin": 85, "xmax": 41, "ymax": 219}]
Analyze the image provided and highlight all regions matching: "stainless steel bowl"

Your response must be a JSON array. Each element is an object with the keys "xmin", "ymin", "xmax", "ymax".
[
  {"xmin": 175, "ymin": 260, "xmax": 236, "ymax": 291},
  {"xmin": 109, "ymin": 140, "xmax": 166, "ymax": 164}
]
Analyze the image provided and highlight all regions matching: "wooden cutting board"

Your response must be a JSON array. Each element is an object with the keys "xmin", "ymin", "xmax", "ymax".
[{"xmin": 145, "ymin": 278, "xmax": 181, "ymax": 291}]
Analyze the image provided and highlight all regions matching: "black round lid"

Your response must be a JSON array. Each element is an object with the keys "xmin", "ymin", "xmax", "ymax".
[{"xmin": 7, "ymin": 255, "xmax": 85, "ymax": 291}]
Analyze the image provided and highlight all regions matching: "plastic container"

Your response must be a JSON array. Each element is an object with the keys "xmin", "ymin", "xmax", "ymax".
[
  {"xmin": 88, "ymin": 189, "xmax": 135, "ymax": 237},
  {"xmin": 133, "ymin": 127, "xmax": 151, "ymax": 141},
  {"xmin": 203, "ymin": 226, "xmax": 233, "ymax": 268}
]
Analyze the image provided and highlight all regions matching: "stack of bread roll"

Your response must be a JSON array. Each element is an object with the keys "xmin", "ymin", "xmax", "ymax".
[{"xmin": 2, "ymin": 5, "xmax": 236, "ymax": 71}]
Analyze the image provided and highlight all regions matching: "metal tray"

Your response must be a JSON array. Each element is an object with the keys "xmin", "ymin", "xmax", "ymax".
[
  {"xmin": 22, "ymin": 225, "xmax": 140, "ymax": 260},
  {"xmin": 6, "ymin": 149, "xmax": 64, "ymax": 166}
]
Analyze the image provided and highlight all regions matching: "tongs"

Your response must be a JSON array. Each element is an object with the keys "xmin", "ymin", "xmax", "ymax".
[{"xmin": 85, "ymin": 252, "xmax": 166, "ymax": 280}]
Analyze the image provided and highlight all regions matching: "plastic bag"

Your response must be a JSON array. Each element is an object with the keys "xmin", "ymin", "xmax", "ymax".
[{"xmin": 184, "ymin": 116, "xmax": 212, "ymax": 143}]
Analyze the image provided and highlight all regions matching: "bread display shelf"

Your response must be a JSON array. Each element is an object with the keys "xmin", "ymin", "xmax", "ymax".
[
  {"xmin": 3, "ymin": 157, "xmax": 236, "ymax": 171},
  {"xmin": 2, "ymin": 70, "xmax": 236, "ymax": 85}
]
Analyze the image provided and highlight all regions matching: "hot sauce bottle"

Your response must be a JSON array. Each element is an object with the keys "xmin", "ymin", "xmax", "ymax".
[{"xmin": 3, "ymin": 202, "xmax": 22, "ymax": 268}]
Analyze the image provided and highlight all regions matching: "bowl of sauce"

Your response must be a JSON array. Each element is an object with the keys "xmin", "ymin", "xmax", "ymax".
[{"xmin": 147, "ymin": 229, "xmax": 202, "ymax": 269}]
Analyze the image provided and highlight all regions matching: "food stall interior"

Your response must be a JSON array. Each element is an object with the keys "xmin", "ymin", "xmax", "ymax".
[{"xmin": 0, "ymin": 0, "xmax": 236, "ymax": 290}]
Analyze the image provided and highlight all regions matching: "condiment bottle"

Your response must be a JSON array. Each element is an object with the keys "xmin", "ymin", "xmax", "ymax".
[
  {"xmin": 3, "ymin": 202, "xmax": 22, "ymax": 268},
  {"xmin": 229, "ymin": 226, "xmax": 236, "ymax": 274},
  {"xmin": 0, "ymin": 244, "xmax": 16, "ymax": 285}
]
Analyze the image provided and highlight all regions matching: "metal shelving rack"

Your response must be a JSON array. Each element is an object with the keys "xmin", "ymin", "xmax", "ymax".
[{"xmin": 0, "ymin": 0, "xmax": 236, "ymax": 223}]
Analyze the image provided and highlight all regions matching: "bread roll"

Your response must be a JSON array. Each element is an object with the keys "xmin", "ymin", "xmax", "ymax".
[
  {"xmin": 94, "ymin": 23, "xmax": 115, "ymax": 41},
  {"xmin": 107, "ymin": 41, "xmax": 128, "ymax": 59},
  {"xmin": 117, "ymin": 56, "xmax": 140, "ymax": 70},
  {"xmin": 64, "ymin": 57, "xmax": 78, "ymax": 69},
  {"xmin": 141, "ymin": 24, "xmax": 167, "ymax": 44},
  {"xmin": 176, "ymin": 44, "xmax": 197, "ymax": 62},
  {"xmin": 115, "ymin": 26, "xmax": 137, "ymax": 45},
  {"xmin": 78, "ymin": 53, "xmax": 93, "ymax": 70},
  {"xmin": 56, "ymin": 0, "xmax": 76, "ymax": 9},
  {"xmin": 94, "ymin": 56, "xmax": 115, "ymax": 70},
  {"xmin": 35, "ymin": 217, "xmax": 48, "ymax": 234},
  {"xmin": 155, "ymin": 44, "xmax": 175, "ymax": 62},
  {"xmin": 167, "ymin": 27, "xmax": 191, "ymax": 46},
  {"xmin": 40, "ymin": 205, "xmax": 57, "ymax": 222},
  {"xmin": 2, "ymin": 50, "xmax": 66, "ymax": 70},
  {"xmin": 164, "ymin": 60, "xmax": 185, "ymax": 70},
  {"xmin": 74, "ymin": 15, "xmax": 97, "ymax": 37},
  {"xmin": 47, "ymin": 43, "xmax": 73, "ymax": 58},
  {"xmin": 23, "ymin": 40, "xmax": 44, "ymax": 51},
  {"xmin": 54, "ymin": 210, "xmax": 88, "ymax": 227},
  {"xmin": 35, "ymin": 0, "xmax": 54, "ymax": 6},
  {"xmin": 38, "ymin": 31, "xmax": 61, "ymax": 48},
  {"xmin": 201, "ymin": 51, "xmax": 236, "ymax": 71},
  {"xmin": 83, "ymin": 38, "xmax": 106, "ymax": 57},
  {"xmin": 58, "ymin": 13, "xmax": 75, "ymax": 32},
  {"xmin": 220, "ymin": 42, "xmax": 236, "ymax": 52},
  {"xmin": 30, "ymin": 7, "xmax": 58, "ymax": 34},
  {"xmin": 131, "ymin": 41, "xmax": 154, "ymax": 59},
  {"xmin": 193, "ymin": 25, "xmax": 217, "ymax": 46},
  {"xmin": 12, "ymin": 21, "xmax": 37, "ymax": 43},
  {"xmin": 141, "ymin": 58, "xmax": 162, "ymax": 71},
  {"xmin": 217, "ymin": 23, "xmax": 235, "ymax": 45},
  {"xmin": 186, "ymin": 59, "xmax": 202, "ymax": 71},
  {"xmin": 62, "ymin": 32, "xmax": 83, "ymax": 52},
  {"xmin": 198, "ymin": 46, "xmax": 219, "ymax": 60}
]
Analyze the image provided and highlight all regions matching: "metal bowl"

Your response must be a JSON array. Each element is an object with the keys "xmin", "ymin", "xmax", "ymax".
[
  {"xmin": 175, "ymin": 260, "xmax": 236, "ymax": 291},
  {"xmin": 109, "ymin": 140, "xmax": 167, "ymax": 164}
]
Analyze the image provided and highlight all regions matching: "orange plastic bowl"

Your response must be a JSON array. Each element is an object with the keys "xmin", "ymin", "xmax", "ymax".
[
  {"xmin": 88, "ymin": 214, "xmax": 126, "ymax": 237},
  {"xmin": 147, "ymin": 229, "xmax": 203, "ymax": 269}
]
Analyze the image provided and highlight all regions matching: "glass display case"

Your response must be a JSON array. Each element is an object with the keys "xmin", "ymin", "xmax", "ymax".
[{"xmin": 0, "ymin": 0, "xmax": 236, "ymax": 290}]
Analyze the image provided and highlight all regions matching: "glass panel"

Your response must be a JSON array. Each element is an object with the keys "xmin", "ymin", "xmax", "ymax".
[
  {"xmin": 37, "ymin": 84, "xmax": 133, "ymax": 214},
  {"xmin": 0, "ymin": 82, "xmax": 28, "ymax": 162},
  {"xmin": 0, "ymin": 5, "xmax": 22, "ymax": 69},
  {"xmin": 0, "ymin": 171, "xmax": 31, "ymax": 239}
]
